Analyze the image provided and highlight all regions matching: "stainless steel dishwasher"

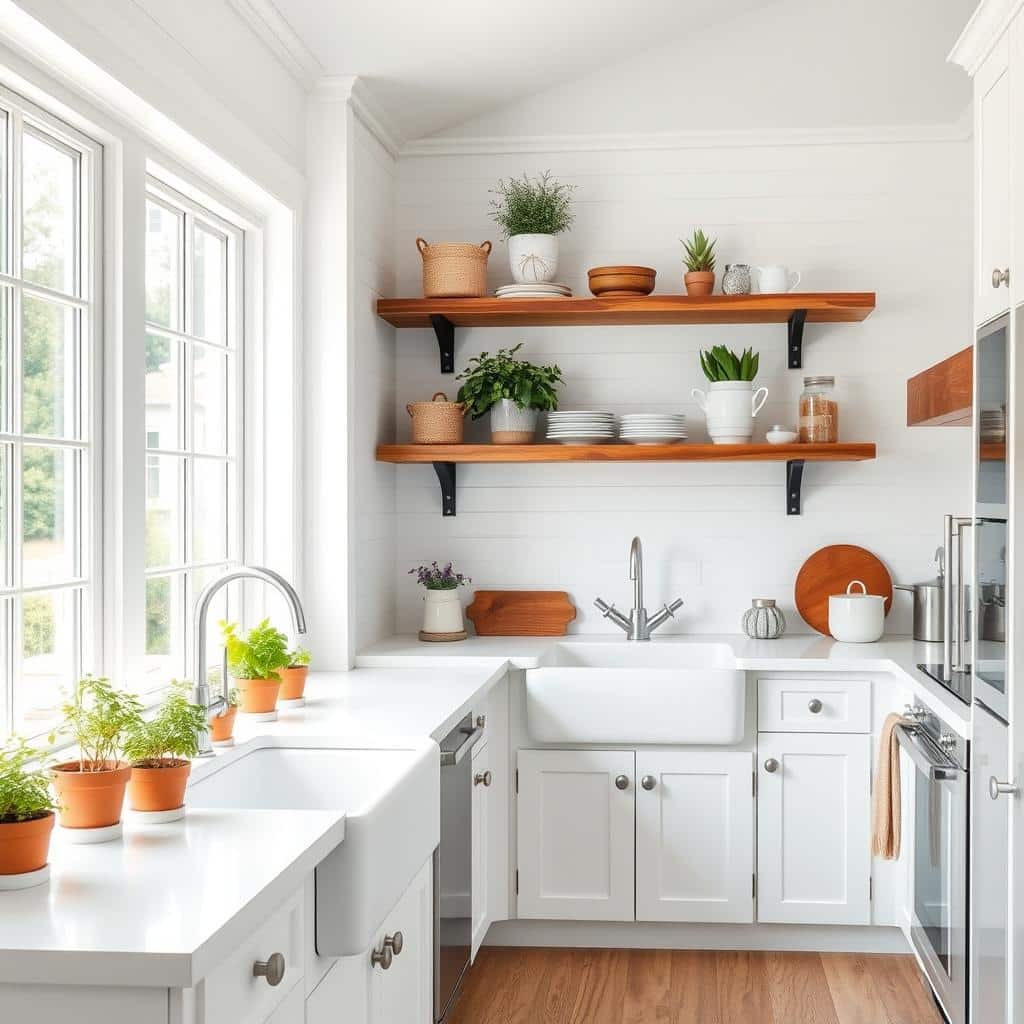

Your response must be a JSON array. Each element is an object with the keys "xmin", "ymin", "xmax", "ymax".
[{"xmin": 434, "ymin": 714, "xmax": 482, "ymax": 1022}]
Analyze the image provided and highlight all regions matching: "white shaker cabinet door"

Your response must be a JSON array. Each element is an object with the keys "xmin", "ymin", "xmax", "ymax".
[
  {"xmin": 517, "ymin": 749, "xmax": 636, "ymax": 921},
  {"xmin": 264, "ymin": 983, "xmax": 305, "ymax": 1024},
  {"xmin": 757, "ymin": 733, "xmax": 871, "ymax": 926},
  {"xmin": 471, "ymin": 739, "xmax": 490, "ymax": 960},
  {"xmin": 635, "ymin": 750, "xmax": 754, "ymax": 923}
]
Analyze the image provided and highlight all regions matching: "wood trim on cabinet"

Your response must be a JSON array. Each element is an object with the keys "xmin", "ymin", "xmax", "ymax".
[{"xmin": 906, "ymin": 346, "xmax": 973, "ymax": 427}]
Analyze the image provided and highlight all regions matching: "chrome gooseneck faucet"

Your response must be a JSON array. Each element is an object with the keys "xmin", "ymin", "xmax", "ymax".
[
  {"xmin": 594, "ymin": 536, "xmax": 684, "ymax": 641},
  {"xmin": 192, "ymin": 565, "xmax": 308, "ymax": 757}
]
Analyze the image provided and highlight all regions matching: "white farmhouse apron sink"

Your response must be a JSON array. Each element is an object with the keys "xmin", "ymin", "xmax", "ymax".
[
  {"xmin": 187, "ymin": 734, "xmax": 440, "ymax": 956},
  {"xmin": 525, "ymin": 641, "xmax": 745, "ymax": 744}
]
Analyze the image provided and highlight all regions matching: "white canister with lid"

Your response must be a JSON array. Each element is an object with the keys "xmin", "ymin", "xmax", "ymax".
[{"xmin": 828, "ymin": 580, "xmax": 885, "ymax": 643}]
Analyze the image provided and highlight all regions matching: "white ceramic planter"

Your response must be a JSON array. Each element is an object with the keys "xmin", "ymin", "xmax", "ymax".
[
  {"xmin": 422, "ymin": 589, "xmax": 464, "ymax": 634},
  {"xmin": 507, "ymin": 233, "xmax": 559, "ymax": 283},
  {"xmin": 490, "ymin": 398, "xmax": 538, "ymax": 444},
  {"xmin": 690, "ymin": 380, "xmax": 769, "ymax": 444},
  {"xmin": 828, "ymin": 580, "xmax": 886, "ymax": 643}
]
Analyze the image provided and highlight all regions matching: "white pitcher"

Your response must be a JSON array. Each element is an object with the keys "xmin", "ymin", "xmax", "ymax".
[
  {"xmin": 752, "ymin": 265, "xmax": 801, "ymax": 293},
  {"xmin": 691, "ymin": 381, "xmax": 769, "ymax": 444}
]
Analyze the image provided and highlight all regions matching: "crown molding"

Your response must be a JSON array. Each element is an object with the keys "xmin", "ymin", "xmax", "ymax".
[
  {"xmin": 948, "ymin": 0, "xmax": 1024, "ymax": 74},
  {"xmin": 348, "ymin": 78, "xmax": 402, "ymax": 159},
  {"xmin": 400, "ymin": 120, "xmax": 973, "ymax": 158},
  {"xmin": 227, "ymin": 0, "xmax": 323, "ymax": 90}
]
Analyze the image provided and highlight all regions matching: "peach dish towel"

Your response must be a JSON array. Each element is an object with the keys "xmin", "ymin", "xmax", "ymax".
[{"xmin": 872, "ymin": 712, "xmax": 911, "ymax": 859}]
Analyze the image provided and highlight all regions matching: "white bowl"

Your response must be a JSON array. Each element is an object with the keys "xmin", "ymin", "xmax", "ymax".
[{"xmin": 766, "ymin": 426, "xmax": 799, "ymax": 444}]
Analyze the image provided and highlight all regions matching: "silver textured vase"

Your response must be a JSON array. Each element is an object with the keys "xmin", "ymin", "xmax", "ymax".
[
  {"xmin": 722, "ymin": 263, "xmax": 752, "ymax": 295},
  {"xmin": 742, "ymin": 598, "xmax": 786, "ymax": 640}
]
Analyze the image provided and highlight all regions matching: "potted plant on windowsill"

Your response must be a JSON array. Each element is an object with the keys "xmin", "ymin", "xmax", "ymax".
[
  {"xmin": 279, "ymin": 648, "xmax": 312, "ymax": 706},
  {"xmin": 411, "ymin": 562, "xmax": 472, "ymax": 641},
  {"xmin": 0, "ymin": 739, "xmax": 56, "ymax": 885},
  {"xmin": 221, "ymin": 619, "xmax": 291, "ymax": 717},
  {"xmin": 50, "ymin": 675, "xmax": 143, "ymax": 839},
  {"xmin": 691, "ymin": 345, "xmax": 769, "ymax": 444},
  {"xmin": 123, "ymin": 682, "xmax": 207, "ymax": 819},
  {"xmin": 456, "ymin": 344, "xmax": 564, "ymax": 444},
  {"xmin": 209, "ymin": 688, "xmax": 240, "ymax": 745},
  {"xmin": 681, "ymin": 228, "xmax": 718, "ymax": 296},
  {"xmin": 490, "ymin": 171, "xmax": 575, "ymax": 284}
]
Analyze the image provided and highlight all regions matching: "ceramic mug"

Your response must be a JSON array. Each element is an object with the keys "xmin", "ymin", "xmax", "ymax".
[
  {"xmin": 752, "ymin": 265, "xmax": 801, "ymax": 293},
  {"xmin": 828, "ymin": 580, "xmax": 885, "ymax": 643}
]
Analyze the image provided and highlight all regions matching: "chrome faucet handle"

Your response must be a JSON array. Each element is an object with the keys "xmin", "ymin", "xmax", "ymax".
[
  {"xmin": 646, "ymin": 598, "xmax": 685, "ymax": 636},
  {"xmin": 594, "ymin": 597, "xmax": 631, "ymax": 634}
]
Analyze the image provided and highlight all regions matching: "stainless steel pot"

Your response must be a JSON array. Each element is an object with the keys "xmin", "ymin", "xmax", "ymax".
[{"xmin": 896, "ymin": 548, "xmax": 945, "ymax": 643}]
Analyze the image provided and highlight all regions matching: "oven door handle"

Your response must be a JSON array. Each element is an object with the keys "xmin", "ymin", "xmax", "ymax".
[
  {"xmin": 440, "ymin": 724, "xmax": 484, "ymax": 767},
  {"xmin": 896, "ymin": 725, "xmax": 964, "ymax": 781}
]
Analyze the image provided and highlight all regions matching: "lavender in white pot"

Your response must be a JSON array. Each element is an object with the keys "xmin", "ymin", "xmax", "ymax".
[{"xmin": 410, "ymin": 562, "xmax": 472, "ymax": 638}]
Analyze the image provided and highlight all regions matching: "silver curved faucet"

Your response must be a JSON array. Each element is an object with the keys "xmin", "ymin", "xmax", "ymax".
[
  {"xmin": 595, "ymin": 536, "xmax": 684, "ymax": 641},
  {"xmin": 192, "ymin": 565, "xmax": 307, "ymax": 756}
]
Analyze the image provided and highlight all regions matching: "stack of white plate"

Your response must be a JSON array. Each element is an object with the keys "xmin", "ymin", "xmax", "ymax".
[
  {"xmin": 546, "ymin": 410, "xmax": 616, "ymax": 444},
  {"xmin": 981, "ymin": 407, "xmax": 1006, "ymax": 442},
  {"xmin": 619, "ymin": 413, "xmax": 687, "ymax": 445},
  {"xmin": 495, "ymin": 282, "xmax": 572, "ymax": 299}
]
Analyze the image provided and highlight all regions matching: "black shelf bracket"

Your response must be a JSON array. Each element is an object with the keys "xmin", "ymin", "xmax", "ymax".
[
  {"xmin": 433, "ymin": 461, "xmax": 457, "ymax": 516},
  {"xmin": 430, "ymin": 314, "xmax": 455, "ymax": 374},
  {"xmin": 786, "ymin": 459, "xmax": 805, "ymax": 515},
  {"xmin": 787, "ymin": 309, "xmax": 807, "ymax": 369}
]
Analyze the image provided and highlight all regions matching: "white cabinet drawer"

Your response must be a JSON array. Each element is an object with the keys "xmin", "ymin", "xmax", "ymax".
[
  {"xmin": 202, "ymin": 887, "xmax": 305, "ymax": 1024},
  {"xmin": 757, "ymin": 677, "xmax": 871, "ymax": 733}
]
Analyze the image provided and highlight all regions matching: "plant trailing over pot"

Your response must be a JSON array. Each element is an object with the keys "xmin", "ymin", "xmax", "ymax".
[
  {"xmin": 0, "ymin": 738, "xmax": 56, "ymax": 876},
  {"xmin": 699, "ymin": 345, "xmax": 760, "ymax": 382},
  {"xmin": 279, "ymin": 647, "xmax": 312, "ymax": 704},
  {"xmin": 456, "ymin": 344, "xmax": 564, "ymax": 444},
  {"xmin": 51, "ymin": 675, "xmax": 143, "ymax": 832},
  {"xmin": 123, "ymin": 682, "xmax": 207, "ymax": 815},
  {"xmin": 490, "ymin": 171, "xmax": 576, "ymax": 284},
  {"xmin": 691, "ymin": 345, "xmax": 768, "ymax": 445},
  {"xmin": 410, "ymin": 562, "xmax": 471, "ymax": 640},
  {"xmin": 221, "ymin": 619, "xmax": 291, "ymax": 715},
  {"xmin": 209, "ymin": 688, "xmax": 240, "ymax": 745},
  {"xmin": 681, "ymin": 228, "xmax": 718, "ymax": 296}
]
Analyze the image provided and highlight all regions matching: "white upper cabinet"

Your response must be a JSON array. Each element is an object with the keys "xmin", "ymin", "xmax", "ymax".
[
  {"xmin": 1013, "ymin": 15, "xmax": 1024, "ymax": 306},
  {"xmin": 635, "ymin": 750, "xmax": 754, "ymax": 924},
  {"xmin": 517, "ymin": 749, "xmax": 636, "ymax": 921}
]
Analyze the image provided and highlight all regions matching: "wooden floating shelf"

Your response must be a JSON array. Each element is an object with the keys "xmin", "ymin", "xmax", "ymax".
[
  {"xmin": 907, "ymin": 346, "xmax": 972, "ymax": 427},
  {"xmin": 377, "ymin": 293, "xmax": 876, "ymax": 373},
  {"xmin": 377, "ymin": 442, "xmax": 877, "ymax": 517}
]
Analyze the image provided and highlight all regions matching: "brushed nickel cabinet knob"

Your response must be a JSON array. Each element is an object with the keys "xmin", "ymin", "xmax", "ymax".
[
  {"xmin": 371, "ymin": 944, "xmax": 393, "ymax": 970},
  {"xmin": 992, "ymin": 267, "xmax": 1010, "ymax": 288},
  {"xmin": 641, "ymin": 775, "xmax": 656, "ymax": 791},
  {"xmin": 474, "ymin": 771, "xmax": 492, "ymax": 787},
  {"xmin": 615, "ymin": 774, "xmax": 629, "ymax": 790},
  {"xmin": 385, "ymin": 931, "xmax": 404, "ymax": 956},
  {"xmin": 807, "ymin": 698, "xmax": 823, "ymax": 714},
  {"xmin": 764, "ymin": 758, "xmax": 779, "ymax": 773},
  {"xmin": 253, "ymin": 952, "xmax": 286, "ymax": 986},
  {"xmin": 990, "ymin": 777, "xmax": 1020, "ymax": 800}
]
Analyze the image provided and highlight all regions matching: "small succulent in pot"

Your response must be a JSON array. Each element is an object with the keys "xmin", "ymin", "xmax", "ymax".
[
  {"xmin": 0, "ymin": 738, "xmax": 57, "ymax": 876},
  {"xmin": 681, "ymin": 228, "xmax": 718, "ymax": 296},
  {"xmin": 410, "ymin": 563, "xmax": 472, "ymax": 639},
  {"xmin": 123, "ymin": 682, "xmax": 208, "ymax": 814},
  {"xmin": 456, "ymin": 344, "xmax": 564, "ymax": 445},
  {"xmin": 221, "ymin": 619, "xmax": 292, "ymax": 715},
  {"xmin": 279, "ymin": 647, "xmax": 312, "ymax": 703},
  {"xmin": 699, "ymin": 345, "xmax": 759, "ymax": 382}
]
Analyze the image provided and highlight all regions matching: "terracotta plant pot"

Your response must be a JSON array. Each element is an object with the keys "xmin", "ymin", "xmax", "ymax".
[
  {"xmin": 209, "ymin": 705, "xmax": 238, "ymax": 742},
  {"xmin": 237, "ymin": 677, "xmax": 281, "ymax": 714},
  {"xmin": 128, "ymin": 759, "xmax": 191, "ymax": 812},
  {"xmin": 51, "ymin": 761, "xmax": 131, "ymax": 830},
  {"xmin": 684, "ymin": 271, "xmax": 715, "ymax": 296},
  {"xmin": 0, "ymin": 811, "xmax": 55, "ymax": 875},
  {"xmin": 279, "ymin": 666, "xmax": 309, "ymax": 702}
]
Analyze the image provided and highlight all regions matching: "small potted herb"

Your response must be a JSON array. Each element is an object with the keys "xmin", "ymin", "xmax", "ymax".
[
  {"xmin": 456, "ymin": 344, "xmax": 564, "ymax": 444},
  {"xmin": 681, "ymin": 228, "xmax": 718, "ymax": 296},
  {"xmin": 221, "ymin": 619, "xmax": 291, "ymax": 715},
  {"xmin": 279, "ymin": 648, "xmax": 312, "ymax": 704},
  {"xmin": 690, "ymin": 346, "xmax": 768, "ymax": 444},
  {"xmin": 51, "ymin": 676, "xmax": 143, "ymax": 834},
  {"xmin": 490, "ymin": 171, "xmax": 575, "ymax": 284},
  {"xmin": 410, "ymin": 562, "xmax": 472, "ymax": 640},
  {"xmin": 0, "ymin": 739, "xmax": 56, "ymax": 879},
  {"xmin": 123, "ymin": 682, "xmax": 207, "ymax": 816},
  {"xmin": 210, "ymin": 688, "xmax": 240, "ymax": 745}
]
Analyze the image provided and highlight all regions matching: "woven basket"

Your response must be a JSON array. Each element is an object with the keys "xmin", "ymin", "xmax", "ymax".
[
  {"xmin": 417, "ymin": 238, "xmax": 491, "ymax": 298},
  {"xmin": 407, "ymin": 392, "xmax": 468, "ymax": 444}
]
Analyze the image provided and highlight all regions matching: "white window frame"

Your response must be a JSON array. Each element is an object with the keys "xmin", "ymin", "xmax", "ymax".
[{"xmin": 0, "ymin": 82, "xmax": 103, "ymax": 739}]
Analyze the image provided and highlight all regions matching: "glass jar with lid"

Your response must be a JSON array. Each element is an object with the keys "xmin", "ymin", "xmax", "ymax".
[{"xmin": 799, "ymin": 375, "xmax": 839, "ymax": 443}]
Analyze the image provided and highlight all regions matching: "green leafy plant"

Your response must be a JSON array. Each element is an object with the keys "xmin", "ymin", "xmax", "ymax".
[
  {"xmin": 55, "ymin": 676, "xmax": 144, "ymax": 772},
  {"xmin": 489, "ymin": 171, "xmax": 576, "ymax": 238},
  {"xmin": 0, "ymin": 738, "xmax": 55, "ymax": 823},
  {"xmin": 700, "ymin": 345, "xmax": 760, "ymax": 382},
  {"xmin": 221, "ymin": 619, "xmax": 291, "ymax": 681},
  {"xmin": 681, "ymin": 229, "xmax": 717, "ymax": 273},
  {"xmin": 122, "ymin": 683, "xmax": 208, "ymax": 767},
  {"xmin": 287, "ymin": 648, "xmax": 311, "ymax": 668},
  {"xmin": 456, "ymin": 344, "xmax": 564, "ymax": 419}
]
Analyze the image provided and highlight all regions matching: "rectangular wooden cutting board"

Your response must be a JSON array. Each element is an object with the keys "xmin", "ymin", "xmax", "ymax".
[{"xmin": 466, "ymin": 591, "xmax": 577, "ymax": 636}]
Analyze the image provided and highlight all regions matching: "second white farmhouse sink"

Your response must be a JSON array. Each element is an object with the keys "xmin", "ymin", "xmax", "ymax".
[
  {"xmin": 525, "ymin": 641, "xmax": 745, "ymax": 744},
  {"xmin": 187, "ymin": 735, "xmax": 439, "ymax": 956}
]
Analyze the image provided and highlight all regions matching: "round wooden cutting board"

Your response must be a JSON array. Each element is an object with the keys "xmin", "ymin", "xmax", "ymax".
[{"xmin": 794, "ymin": 544, "xmax": 894, "ymax": 637}]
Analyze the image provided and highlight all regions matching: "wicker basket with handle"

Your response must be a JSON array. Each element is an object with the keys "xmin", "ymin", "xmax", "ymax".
[
  {"xmin": 407, "ymin": 392, "xmax": 468, "ymax": 444},
  {"xmin": 417, "ymin": 238, "xmax": 492, "ymax": 298}
]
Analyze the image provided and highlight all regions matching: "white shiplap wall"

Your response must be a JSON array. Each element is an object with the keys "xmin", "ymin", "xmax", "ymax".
[{"xmin": 391, "ymin": 134, "xmax": 973, "ymax": 635}]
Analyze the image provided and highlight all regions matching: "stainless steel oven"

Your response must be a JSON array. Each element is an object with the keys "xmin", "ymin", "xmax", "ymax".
[
  {"xmin": 898, "ymin": 703, "xmax": 969, "ymax": 1024},
  {"xmin": 434, "ymin": 714, "xmax": 482, "ymax": 1022}
]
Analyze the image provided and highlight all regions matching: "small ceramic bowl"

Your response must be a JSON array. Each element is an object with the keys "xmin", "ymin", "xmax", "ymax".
[
  {"xmin": 588, "ymin": 265, "xmax": 656, "ymax": 297},
  {"xmin": 766, "ymin": 425, "xmax": 798, "ymax": 444}
]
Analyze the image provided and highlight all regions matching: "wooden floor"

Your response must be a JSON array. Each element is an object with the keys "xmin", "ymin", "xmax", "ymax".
[{"xmin": 448, "ymin": 948, "xmax": 943, "ymax": 1024}]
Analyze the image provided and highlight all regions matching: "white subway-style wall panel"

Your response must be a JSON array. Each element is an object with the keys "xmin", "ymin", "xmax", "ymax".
[{"xmin": 389, "ymin": 134, "xmax": 972, "ymax": 636}]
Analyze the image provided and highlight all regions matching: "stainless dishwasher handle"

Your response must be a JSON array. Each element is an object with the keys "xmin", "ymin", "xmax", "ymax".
[
  {"xmin": 895, "ymin": 725, "xmax": 962, "ymax": 781},
  {"xmin": 440, "ymin": 724, "xmax": 484, "ymax": 766}
]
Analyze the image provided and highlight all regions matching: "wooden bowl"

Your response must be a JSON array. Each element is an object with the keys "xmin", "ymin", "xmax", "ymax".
[{"xmin": 588, "ymin": 265, "xmax": 656, "ymax": 297}]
